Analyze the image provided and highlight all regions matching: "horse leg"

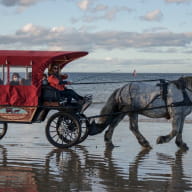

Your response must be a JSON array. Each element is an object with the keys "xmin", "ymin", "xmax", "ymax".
[
  {"xmin": 156, "ymin": 115, "xmax": 188, "ymax": 150},
  {"xmin": 175, "ymin": 119, "xmax": 189, "ymax": 150},
  {"xmin": 175, "ymin": 133, "xmax": 188, "ymax": 150},
  {"xmin": 156, "ymin": 116, "xmax": 180, "ymax": 144},
  {"xmin": 129, "ymin": 113, "xmax": 152, "ymax": 149},
  {"xmin": 104, "ymin": 114, "xmax": 125, "ymax": 148}
]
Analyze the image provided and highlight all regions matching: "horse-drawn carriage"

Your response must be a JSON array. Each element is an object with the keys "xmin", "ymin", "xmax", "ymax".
[{"xmin": 0, "ymin": 50, "xmax": 91, "ymax": 148}]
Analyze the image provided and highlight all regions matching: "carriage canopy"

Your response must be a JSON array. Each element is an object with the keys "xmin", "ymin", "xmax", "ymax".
[{"xmin": 0, "ymin": 50, "xmax": 88, "ymax": 106}]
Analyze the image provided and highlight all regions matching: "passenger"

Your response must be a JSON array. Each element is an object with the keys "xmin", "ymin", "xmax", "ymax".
[
  {"xmin": 42, "ymin": 73, "xmax": 48, "ymax": 85},
  {"xmin": 0, "ymin": 78, "xmax": 3, "ymax": 85},
  {"xmin": 20, "ymin": 78, "xmax": 26, "ymax": 85},
  {"xmin": 10, "ymin": 73, "xmax": 20, "ymax": 85},
  {"xmin": 47, "ymin": 64, "xmax": 85, "ymax": 104},
  {"xmin": 23, "ymin": 72, "xmax": 32, "ymax": 85}
]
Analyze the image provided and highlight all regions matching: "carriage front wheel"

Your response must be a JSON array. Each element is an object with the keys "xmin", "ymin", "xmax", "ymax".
[
  {"xmin": 46, "ymin": 112, "xmax": 81, "ymax": 148},
  {"xmin": 0, "ymin": 123, "xmax": 7, "ymax": 140}
]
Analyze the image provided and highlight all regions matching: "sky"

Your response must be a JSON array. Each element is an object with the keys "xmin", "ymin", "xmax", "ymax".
[{"xmin": 0, "ymin": 0, "xmax": 192, "ymax": 73}]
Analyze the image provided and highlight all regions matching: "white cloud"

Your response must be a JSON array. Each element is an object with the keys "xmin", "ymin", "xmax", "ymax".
[
  {"xmin": 78, "ymin": 0, "xmax": 90, "ymax": 10},
  {"xmin": 51, "ymin": 26, "xmax": 65, "ymax": 33},
  {"xmin": 17, "ymin": 23, "xmax": 47, "ymax": 35},
  {"xmin": 141, "ymin": 9, "xmax": 163, "ymax": 21},
  {"xmin": 104, "ymin": 57, "xmax": 112, "ymax": 61}
]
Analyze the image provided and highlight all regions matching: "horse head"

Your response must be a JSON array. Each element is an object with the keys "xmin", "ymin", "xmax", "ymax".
[
  {"xmin": 173, "ymin": 76, "xmax": 192, "ymax": 90},
  {"xmin": 183, "ymin": 76, "xmax": 192, "ymax": 90}
]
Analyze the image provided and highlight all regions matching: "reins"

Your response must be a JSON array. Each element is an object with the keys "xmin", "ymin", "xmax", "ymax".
[{"xmin": 73, "ymin": 79, "xmax": 166, "ymax": 85}]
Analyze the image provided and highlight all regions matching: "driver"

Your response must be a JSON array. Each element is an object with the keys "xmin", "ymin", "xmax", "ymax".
[{"xmin": 47, "ymin": 63, "xmax": 85, "ymax": 105}]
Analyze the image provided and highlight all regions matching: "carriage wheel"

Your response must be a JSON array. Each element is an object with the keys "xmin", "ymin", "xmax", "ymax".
[
  {"xmin": 46, "ymin": 112, "xmax": 81, "ymax": 148},
  {"xmin": 75, "ymin": 114, "xmax": 89, "ymax": 144},
  {"xmin": 0, "ymin": 123, "xmax": 7, "ymax": 140}
]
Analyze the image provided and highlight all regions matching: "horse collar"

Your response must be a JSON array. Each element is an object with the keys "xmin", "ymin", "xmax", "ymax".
[{"xmin": 157, "ymin": 79, "xmax": 169, "ymax": 104}]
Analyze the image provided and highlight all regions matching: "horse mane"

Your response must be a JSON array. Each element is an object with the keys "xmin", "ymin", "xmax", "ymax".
[{"xmin": 172, "ymin": 76, "xmax": 192, "ymax": 90}]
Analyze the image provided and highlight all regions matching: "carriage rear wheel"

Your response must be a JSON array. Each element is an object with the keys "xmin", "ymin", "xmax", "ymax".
[
  {"xmin": 46, "ymin": 112, "xmax": 81, "ymax": 148},
  {"xmin": 0, "ymin": 123, "xmax": 7, "ymax": 140}
]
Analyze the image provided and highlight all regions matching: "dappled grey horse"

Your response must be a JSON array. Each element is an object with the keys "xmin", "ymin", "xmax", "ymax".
[{"xmin": 89, "ymin": 76, "xmax": 192, "ymax": 150}]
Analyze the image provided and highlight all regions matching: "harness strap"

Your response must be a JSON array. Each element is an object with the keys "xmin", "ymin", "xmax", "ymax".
[
  {"xmin": 157, "ymin": 79, "xmax": 169, "ymax": 116},
  {"xmin": 156, "ymin": 79, "xmax": 168, "ymax": 102},
  {"xmin": 172, "ymin": 89, "xmax": 192, "ymax": 107}
]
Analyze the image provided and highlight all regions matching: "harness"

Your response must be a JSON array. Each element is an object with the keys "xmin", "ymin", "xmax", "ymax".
[
  {"xmin": 156, "ymin": 79, "xmax": 170, "ymax": 118},
  {"xmin": 157, "ymin": 79, "xmax": 169, "ymax": 106},
  {"xmin": 171, "ymin": 78, "xmax": 192, "ymax": 107},
  {"xmin": 157, "ymin": 78, "xmax": 192, "ymax": 109}
]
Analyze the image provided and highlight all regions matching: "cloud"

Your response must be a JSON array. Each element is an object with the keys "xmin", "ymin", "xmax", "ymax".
[
  {"xmin": 0, "ymin": 0, "xmax": 44, "ymax": 7},
  {"xmin": 141, "ymin": 9, "xmax": 163, "ymax": 21},
  {"xmin": 1, "ymin": 23, "xmax": 192, "ymax": 51},
  {"xmin": 78, "ymin": 0, "xmax": 90, "ymax": 10},
  {"xmin": 16, "ymin": 23, "xmax": 48, "ymax": 35}
]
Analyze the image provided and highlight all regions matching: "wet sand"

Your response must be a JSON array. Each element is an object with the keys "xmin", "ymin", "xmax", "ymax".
[{"xmin": 0, "ymin": 107, "xmax": 192, "ymax": 192}]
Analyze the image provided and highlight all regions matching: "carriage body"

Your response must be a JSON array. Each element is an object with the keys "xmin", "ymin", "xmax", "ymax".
[{"xmin": 0, "ymin": 50, "xmax": 90, "ymax": 148}]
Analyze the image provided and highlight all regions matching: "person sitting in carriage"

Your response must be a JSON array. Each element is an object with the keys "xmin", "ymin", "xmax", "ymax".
[
  {"xmin": 47, "ymin": 63, "xmax": 89, "ymax": 106},
  {"xmin": 10, "ymin": 73, "xmax": 20, "ymax": 85}
]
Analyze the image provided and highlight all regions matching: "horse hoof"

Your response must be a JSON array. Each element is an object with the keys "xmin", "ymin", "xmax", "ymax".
[
  {"xmin": 181, "ymin": 143, "xmax": 189, "ymax": 151},
  {"xmin": 105, "ymin": 142, "xmax": 115, "ymax": 149},
  {"xmin": 139, "ymin": 139, "xmax": 151, "ymax": 149},
  {"xmin": 175, "ymin": 140, "xmax": 189, "ymax": 151},
  {"xmin": 156, "ymin": 136, "xmax": 165, "ymax": 144},
  {"xmin": 142, "ymin": 145, "xmax": 152, "ymax": 150}
]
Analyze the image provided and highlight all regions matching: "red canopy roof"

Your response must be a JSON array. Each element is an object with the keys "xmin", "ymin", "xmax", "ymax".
[
  {"xmin": 0, "ymin": 50, "xmax": 88, "ymax": 86},
  {"xmin": 0, "ymin": 50, "xmax": 88, "ymax": 67}
]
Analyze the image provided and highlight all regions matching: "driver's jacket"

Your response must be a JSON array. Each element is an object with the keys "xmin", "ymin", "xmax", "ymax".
[{"xmin": 48, "ymin": 74, "xmax": 67, "ymax": 91}]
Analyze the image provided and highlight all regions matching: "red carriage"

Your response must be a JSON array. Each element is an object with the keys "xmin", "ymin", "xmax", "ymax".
[{"xmin": 0, "ymin": 50, "xmax": 91, "ymax": 148}]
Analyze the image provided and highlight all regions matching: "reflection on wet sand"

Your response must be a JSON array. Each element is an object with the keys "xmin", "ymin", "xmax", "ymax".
[
  {"xmin": 0, "ymin": 144, "xmax": 192, "ymax": 192},
  {"xmin": 0, "ymin": 145, "xmax": 38, "ymax": 192}
]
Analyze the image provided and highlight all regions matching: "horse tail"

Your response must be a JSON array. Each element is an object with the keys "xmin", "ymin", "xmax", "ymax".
[{"xmin": 98, "ymin": 88, "xmax": 120, "ymax": 126}]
